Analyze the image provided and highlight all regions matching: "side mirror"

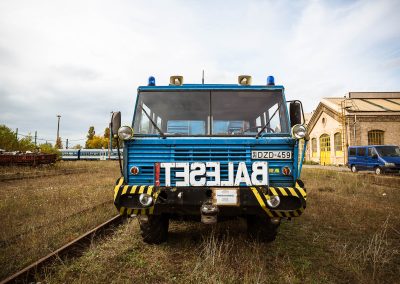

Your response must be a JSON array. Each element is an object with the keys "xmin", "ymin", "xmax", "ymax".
[
  {"xmin": 111, "ymin": 112, "xmax": 121, "ymax": 137},
  {"xmin": 289, "ymin": 102, "xmax": 302, "ymax": 127}
]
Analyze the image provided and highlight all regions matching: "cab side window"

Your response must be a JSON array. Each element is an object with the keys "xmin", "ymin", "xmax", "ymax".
[
  {"xmin": 368, "ymin": 147, "xmax": 377, "ymax": 157},
  {"xmin": 357, "ymin": 148, "xmax": 366, "ymax": 156}
]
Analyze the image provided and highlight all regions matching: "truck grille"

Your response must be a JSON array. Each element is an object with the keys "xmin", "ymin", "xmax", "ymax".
[{"xmin": 126, "ymin": 139, "xmax": 294, "ymax": 186}]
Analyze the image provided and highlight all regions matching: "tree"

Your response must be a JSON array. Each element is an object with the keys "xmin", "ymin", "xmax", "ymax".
[
  {"xmin": 40, "ymin": 142, "xmax": 60, "ymax": 157},
  {"xmin": 104, "ymin": 126, "xmax": 122, "ymax": 148},
  {"xmin": 87, "ymin": 126, "xmax": 95, "ymax": 139},
  {"xmin": 0, "ymin": 125, "xmax": 19, "ymax": 151},
  {"xmin": 0, "ymin": 125, "xmax": 36, "ymax": 152},
  {"xmin": 104, "ymin": 126, "xmax": 118, "ymax": 149},
  {"xmin": 104, "ymin": 127, "xmax": 110, "ymax": 139},
  {"xmin": 85, "ymin": 126, "xmax": 95, "ymax": 148},
  {"xmin": 55, "ymin": 137, "xmax": 63, "ymax": 149},
  {"xmin": 73, "ymin": 144, "xmax": 82, "ymax": 149},
  {"xmin": 86, "ymin": 135, "xmax": 108, "ymax": 149},
  {"xmin": 18, "ymin": 134, "xmax": 35, "ymax": 152}
]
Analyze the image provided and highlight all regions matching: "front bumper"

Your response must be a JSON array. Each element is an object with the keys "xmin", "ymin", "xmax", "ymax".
[
  {"xmin": 383, "ymin": 166, "xmax": 400, "ymax": 173},
  {"xmin": 113, "ymin": 177, "xmax": 307, "ymax": 218}
]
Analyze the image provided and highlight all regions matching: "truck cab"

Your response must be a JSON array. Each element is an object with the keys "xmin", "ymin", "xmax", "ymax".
[{"xmin": 112, "ymin": 75, "xmax": 308, "ymax": 243}]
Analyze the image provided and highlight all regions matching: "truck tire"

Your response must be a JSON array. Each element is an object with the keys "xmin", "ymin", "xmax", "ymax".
[
  {"xmin": 351, "ymin": 165, "xmax": 357, "ymax": 173},
  {"xmin": 247, "ymin": 216, "xmax": 279, "ymax": 242},
  {"xmin": 374, "ymin": 166, "xmax": 383, "ymax": 175},
  {"xmin": 140, "ymin": 215, "xmax": 169, "ymax": 244}
]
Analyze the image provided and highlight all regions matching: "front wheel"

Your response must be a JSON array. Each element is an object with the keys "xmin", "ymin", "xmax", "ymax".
[
  {"xmin": 247, "ymin": 216, "xmax": 279, "ymax": 242},
  {"xmin": 140, "ymin": 215, "xmax": 169, "ymax": 244},
  {"xmin": 375, "ymin": 167, "xmax": 383, "ymax": 175}
]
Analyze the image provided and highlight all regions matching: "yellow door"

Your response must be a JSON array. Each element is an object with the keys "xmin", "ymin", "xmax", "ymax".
[{"xmin": 320, "ymin": 134, "xmax": 331, "ymax": 165}]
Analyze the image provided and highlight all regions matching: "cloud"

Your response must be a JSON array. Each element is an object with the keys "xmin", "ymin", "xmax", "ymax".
[{"xmin": 0, "ymin": 0, "xmax": 399, "ymax": 145}]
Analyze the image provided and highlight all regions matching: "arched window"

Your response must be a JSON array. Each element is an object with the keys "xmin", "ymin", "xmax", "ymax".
[
  {"xmin": 311, "ymin": 138, "xmax": 317, "ymax": 158},
  {"xmin": 334, "ymin": 132, "xmax": 343, "ymax": 156},
  {"xmin": 368, "ymin": 130, "xmax": 384, "ymax": 145}
]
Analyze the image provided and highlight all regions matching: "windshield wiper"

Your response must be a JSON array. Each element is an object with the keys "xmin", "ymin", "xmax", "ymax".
[
  {"xmin": 139, "ymin": 105, "xmax": 166, "ymax": 138},
  {"xmin": 256, "ymin": 103, "xmax": 282, "ymax": 138}
]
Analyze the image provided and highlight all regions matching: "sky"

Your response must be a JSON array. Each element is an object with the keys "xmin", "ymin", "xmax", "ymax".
[{"xmin": 0, "ymin": 0, "xmax": 399, "ymax": 146}]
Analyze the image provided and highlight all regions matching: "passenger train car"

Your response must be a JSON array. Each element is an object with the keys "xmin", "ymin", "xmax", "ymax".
[{"xmin": 60, "ymin": 149, "xmax": 123, "ymax": 160}]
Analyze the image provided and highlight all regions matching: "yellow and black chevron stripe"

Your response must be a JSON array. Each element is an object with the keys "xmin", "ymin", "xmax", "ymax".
[
  {"xmin": 113, "ymin": 177, "xmax": 161, "ymax": 216},
  {"xmin": 114, "ymin": 177, "xmax": 306, "ymax": 218},
  {"xmin": 250, "ymin": 183, "xmax": 307, "ymax": 218}
]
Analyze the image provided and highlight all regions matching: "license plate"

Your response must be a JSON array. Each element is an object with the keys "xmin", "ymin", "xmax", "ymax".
[
  {"xmin": 212, "ymin": 189, "xmax": 239, "ymax": 206},
  {"xmin": 252, "ymin": 150, "xmax": 292, "ymax": 160}
]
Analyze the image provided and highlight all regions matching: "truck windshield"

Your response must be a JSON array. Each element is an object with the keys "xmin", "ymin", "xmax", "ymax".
[
  {"xmin": 375, "ymin": 146, "xmax": 400, "ymax": 157},
  {"xmin": 133, "ymin": 90, "xmax": 289, "ymax": 136}
]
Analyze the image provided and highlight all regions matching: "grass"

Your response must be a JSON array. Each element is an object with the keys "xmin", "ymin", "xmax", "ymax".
[
  {"xmin": 38, "ymin": 168, "xmax": 400, "ymax": 284},
  {"xmin": 0, "ymin": 161, "xmax": 119, "ymax": 280}
]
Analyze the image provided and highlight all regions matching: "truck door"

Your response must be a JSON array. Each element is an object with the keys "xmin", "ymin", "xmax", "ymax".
[
  {"xmin": 367, "ymin": 147, "xmax": 378, "ymax": 170},
  {"xmin": 356, "ymin": 147, "xmax": 367, "ymax": 170}
]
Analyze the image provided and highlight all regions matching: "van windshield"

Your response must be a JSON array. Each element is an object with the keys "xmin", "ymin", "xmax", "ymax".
[
  {"xmin": 375, "ymin": 146, "xmax": 400, "ymax": 157},
  {"xmin": 133, "ymin": 90, "xmax": 289, "ymax": 136}
]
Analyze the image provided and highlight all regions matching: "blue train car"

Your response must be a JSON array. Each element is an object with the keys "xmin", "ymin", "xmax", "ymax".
[
  {"xmin": 60, "ymin": 149, "xmax": 123, "ymax": 160},
  {"xmin": 59, "ymin": 149, "xmax": 80, "ymax": 160}
]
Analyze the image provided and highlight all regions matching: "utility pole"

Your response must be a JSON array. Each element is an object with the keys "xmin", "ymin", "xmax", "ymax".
[
  {"xmin": 15, "ymin": 128, "xmax": 18, "ymax": 139},
  {"xmin": 34, "ymin": 131, "xmax": 37, "ymax": 147},
  {"xmin": 66, "ymin": 139, "xmax": 69, "ymax": 149},
  {"xmin": 109, "ymin": 111, "xmax": 113, "ymax": 160},
  {"xmin": 56, "ymin": 115, "xmax": 61, "ymax": 148}
]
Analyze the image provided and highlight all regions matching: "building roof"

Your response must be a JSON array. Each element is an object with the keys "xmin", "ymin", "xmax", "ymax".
[
  {"xmin": 304, "ymin": 112, "xmax": 313, "ymax": 125},
  {"xmin": 321, "ymin": 92, "xmax": 400, "ymax": 114},
  {"xmin": 307, "ymin": 92, "xmax": 400, "ymax": 134}
]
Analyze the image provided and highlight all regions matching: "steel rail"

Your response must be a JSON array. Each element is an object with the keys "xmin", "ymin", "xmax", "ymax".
[{"xmin": 0, "ymin": 215, "xmax": 124, "ymax": 284}]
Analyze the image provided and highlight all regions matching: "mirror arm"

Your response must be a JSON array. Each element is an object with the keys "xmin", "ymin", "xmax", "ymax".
[
  {"xmin": 116, "ymin": 136, "xmax": 123, "ymax": 176},
  {"xmin": 110, "ymin": 111, "xmax": 123, "ymax": 177}
]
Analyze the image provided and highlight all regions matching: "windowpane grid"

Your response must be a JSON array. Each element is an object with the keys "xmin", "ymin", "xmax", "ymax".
[
  {"xmin": 368, "ymin": 130, "xmax": 384, "ymax": 145},
  {"xmin": 334, "ymin": 132, "xmax": 342, "ymax": 151},
  {"xmin": 311, "ymin": 138, "xmax": 317, "ymax": 157}
]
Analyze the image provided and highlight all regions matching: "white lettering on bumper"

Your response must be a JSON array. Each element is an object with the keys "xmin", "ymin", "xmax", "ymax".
[{"xmin": 160, "ymin": 161, "xmax": 268, "ymax": 186}]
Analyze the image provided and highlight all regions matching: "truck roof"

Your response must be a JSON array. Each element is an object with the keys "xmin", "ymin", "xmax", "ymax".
[{"xmin": 138, "ymin": 84, "xmax": 284, "ymax": 92}]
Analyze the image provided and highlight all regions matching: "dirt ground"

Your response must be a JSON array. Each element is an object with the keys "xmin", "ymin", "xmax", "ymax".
[
  {"xmin": 34, "ymin": 167, "xmax": 400, "ymax": 284},
  {"xmin": 0, "ymin": 161, "xmax": 119, "ymax": 280}
]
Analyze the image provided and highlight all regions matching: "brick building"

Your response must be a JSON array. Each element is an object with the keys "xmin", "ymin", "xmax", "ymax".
[{"xmin": 306, "ymin": 92, "xmax": 400, "ymax": 165}]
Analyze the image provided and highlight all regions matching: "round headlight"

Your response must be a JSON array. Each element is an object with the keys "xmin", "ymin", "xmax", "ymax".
[
  {"xmin": 292, "ymin": 124, "xmax": 307, "ymax": 139},
  {"xmin": 266, "ymin": 195, "xmax": 280, "ymax": 208},
  {"xmin": 139, "ymin": 193, "xmax": 153, "ymax": 207},
  {"xmin": 118, "ymin": 126, "xmax": 133, "ymax": 140}
]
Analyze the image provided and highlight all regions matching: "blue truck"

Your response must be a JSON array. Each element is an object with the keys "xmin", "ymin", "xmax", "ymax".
[{"xmin": 111, "ymin": 75, "xmax": 308, "ymax": 244}]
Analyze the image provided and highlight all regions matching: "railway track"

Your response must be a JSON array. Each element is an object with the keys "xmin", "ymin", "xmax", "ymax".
[
  {"xmin": 0, "ymin": 200, "xmax": 114, "ymax": 248},
  {"xmin": 0, "ymin": 168, "xmax": 97, "ymax": 182},
  {"xmin": 0, "ymin": 215, "xmax": 125, "ymax": 284}
]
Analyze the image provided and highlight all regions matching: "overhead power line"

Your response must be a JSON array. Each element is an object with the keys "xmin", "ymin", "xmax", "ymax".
[{"xmin": 16, "ymin": 133, "xmax": 86, "ymax": 143}]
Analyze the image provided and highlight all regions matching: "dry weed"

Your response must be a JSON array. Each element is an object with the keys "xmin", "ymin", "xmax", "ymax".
[
  {"xmin": 3, "ymin": 167, "xmax": 400, "ymax": 283},
  {"xmin": 0, "ymin": 161, "xmax": 119, "ymax": 280},
  {"xmin": 335, "ymin": 216, "xmax": 398, "ymax": 282}
]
